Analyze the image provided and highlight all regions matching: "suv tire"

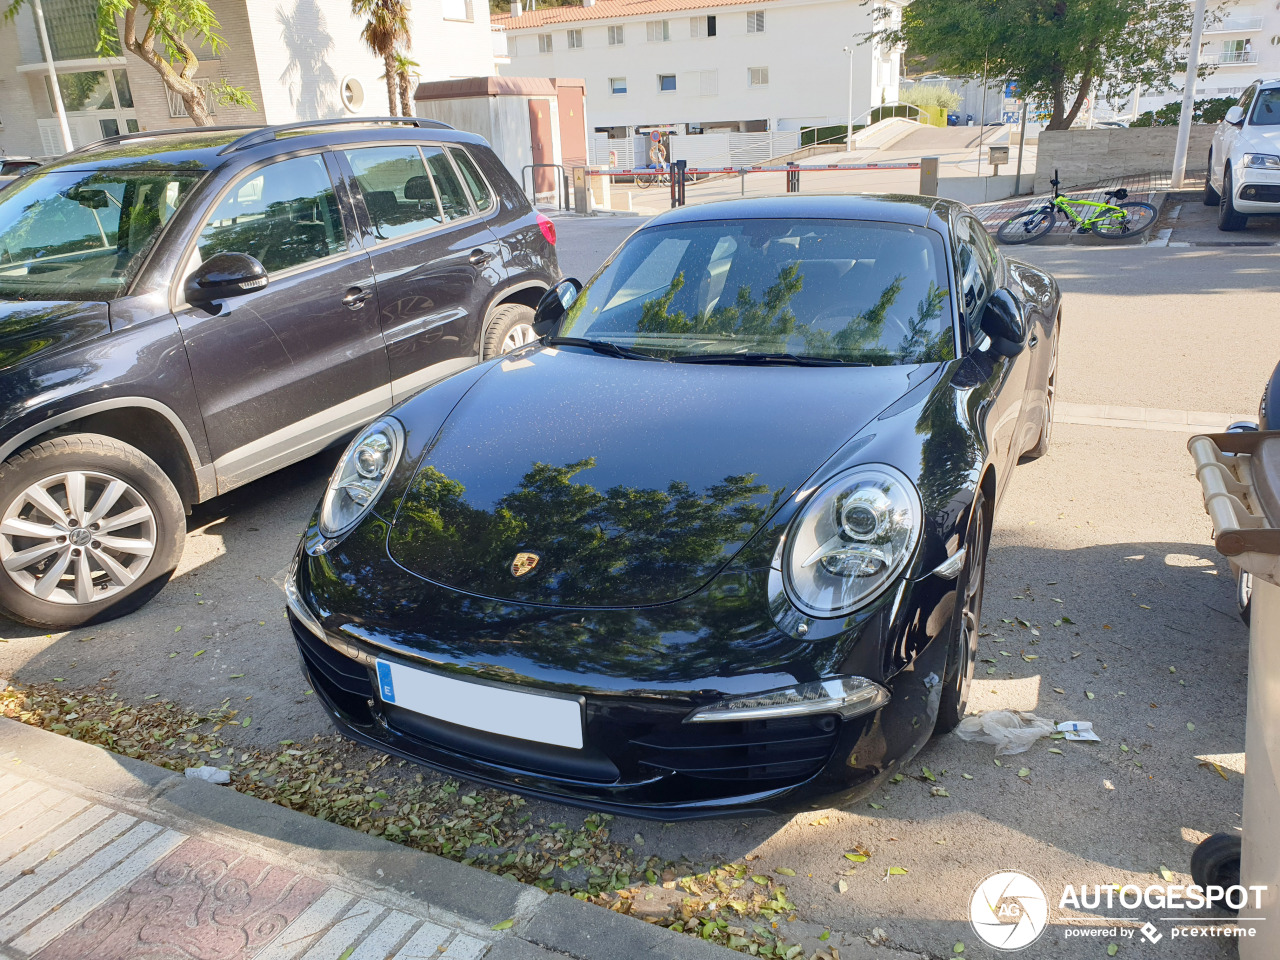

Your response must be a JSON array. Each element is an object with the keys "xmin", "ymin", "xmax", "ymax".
[
  {"xmin": 0, "ymin": 434, "xmax": 185, "ymax": 628},
  {"xmin": 1204, "ymin": 153, "xmax": 1220, "ymax": 206},
  {"xmin": 482, "ymin": 304, "xmax": 538, "ymax": 361},
  {"xmin": 1219, "ymin": 169, "xmax": 1248, "ymax": 231}
]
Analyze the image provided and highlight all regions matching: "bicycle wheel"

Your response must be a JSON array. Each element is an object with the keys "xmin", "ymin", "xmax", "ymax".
[
  {"xmin": 1091, "ymin": 201, "xmax": 1158, "ymax": 240},
  {"xmin": 635, "ymin": 173, "xmax": 654, "ymax": 189},
  {"xmin": 996, "ymin": 207, "xmax": 1057, "ymax": 245}
]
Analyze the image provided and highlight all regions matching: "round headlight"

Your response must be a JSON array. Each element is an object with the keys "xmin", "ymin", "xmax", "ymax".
[
  {"xmin": 783, "ymin": 465, "xmax": 922, "ymax": 618},
  {"xmin": 319, "ymin": 418, "xmax": 405, "ymax": 539}
]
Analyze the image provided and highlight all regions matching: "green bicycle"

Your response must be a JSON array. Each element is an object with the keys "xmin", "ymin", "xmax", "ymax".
[{"xmin": 997, "ymin": 170, "xmax": 1159, "ymax": 244}]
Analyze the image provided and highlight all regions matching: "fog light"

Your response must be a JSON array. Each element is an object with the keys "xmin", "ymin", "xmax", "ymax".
[
  {"xmin": 685, "ymin": 677, "xmax": 890, "ymax": 723},
  {"xmin": 1244, "ymin": 186, "xmax": 1257, "ymax": 199}
]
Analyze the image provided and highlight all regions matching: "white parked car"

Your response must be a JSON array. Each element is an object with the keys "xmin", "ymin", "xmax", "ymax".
[{"xmin": 1206, "ymin": 79, "xmax": 1280, "ymax": 230}]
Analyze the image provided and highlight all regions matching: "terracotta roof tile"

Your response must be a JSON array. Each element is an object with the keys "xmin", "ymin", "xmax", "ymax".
[{"xmin": 494, "ymin": 0, "xmax": 777, "ymax": 30}]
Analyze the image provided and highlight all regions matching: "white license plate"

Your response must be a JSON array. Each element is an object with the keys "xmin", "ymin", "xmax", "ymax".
[{"xmin": 375, "ymin": 659, "xmax": 584, "ymax": 750}]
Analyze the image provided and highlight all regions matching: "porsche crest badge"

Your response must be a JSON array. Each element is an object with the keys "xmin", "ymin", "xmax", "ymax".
[{"xmin": 511, "ymin": 552, "xmax": 541, "ymax": 577}]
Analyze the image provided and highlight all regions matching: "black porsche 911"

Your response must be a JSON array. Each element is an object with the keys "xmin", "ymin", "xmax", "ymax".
[{"xmin": 285, "ymin": 195, "xmax": 1061, "ymax": 818}]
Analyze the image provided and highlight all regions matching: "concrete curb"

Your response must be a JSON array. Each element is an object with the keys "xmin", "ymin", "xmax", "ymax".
[{"xmin": 0, "ymin": 717, "xmax": 736, "ymax": 960}]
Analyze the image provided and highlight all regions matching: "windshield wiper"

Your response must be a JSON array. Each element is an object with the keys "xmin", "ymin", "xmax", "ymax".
[
  {"xmin": 547, "ymin": 337, "xmax": 667, "ymax": 361},
  {"xmin": 670, "ymin": 352, "xmax": 871, "ymax": 367}
]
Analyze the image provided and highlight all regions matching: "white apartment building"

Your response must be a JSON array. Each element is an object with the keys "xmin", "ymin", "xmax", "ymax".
[
  {"xmin": 1133, "ymin": 0, "xmax": 1280, "ymax": 117},
  {"xmin": 494, "ymin": 0, "xmax": 902, "ymax": 141},
  {"xmin": 0, "ymin": 0, "xmax": 495, "ymax": 158}
]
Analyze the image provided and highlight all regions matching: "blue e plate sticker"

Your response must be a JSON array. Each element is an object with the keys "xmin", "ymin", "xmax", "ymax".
[{"xmin": 376, "ymin": 661, "xmax": 396, "ymax": 703}]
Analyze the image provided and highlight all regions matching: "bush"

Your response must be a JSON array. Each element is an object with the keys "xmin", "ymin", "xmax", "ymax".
[
  {"xmin": 901, "ymin": 84, "xmax": 963, "ymax": 112},
  {"xmin": 1131, "ymin": 96, "xmax": 1237, "ymax": 126},
  {"xmin": 800, "ymin": 124, "xmax": 865, "ymax": 146}
]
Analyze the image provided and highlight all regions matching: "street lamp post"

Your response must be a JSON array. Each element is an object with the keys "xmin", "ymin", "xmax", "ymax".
[
  {"xmin": 842, "ymin": 45, "xmax": 855, "ymax": 153},
  {"xmin": 1173, "ymin": 0, "xmax": 1208, "ymax": 187},
  {"xmin": 32, "ymin": 0, "xmax": 73, "ymax": 153}
]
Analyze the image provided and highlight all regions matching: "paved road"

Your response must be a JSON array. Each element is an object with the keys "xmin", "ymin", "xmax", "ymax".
[{"xmin": 2, "ymin": 218, "xmax": 1272, "ymax": 958}]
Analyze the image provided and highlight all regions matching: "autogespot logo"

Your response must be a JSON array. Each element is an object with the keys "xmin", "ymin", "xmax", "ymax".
[{"xmin": 970, "ymin": 871, "xmax": 1050, "ymax": 951}]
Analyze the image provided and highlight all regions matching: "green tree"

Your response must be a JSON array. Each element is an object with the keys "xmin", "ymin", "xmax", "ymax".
[
  {"xmin": 352, "ymin": 0, "xmax": 411, "ymax": 116},
  {"xmin": 1131, "ymin": 95, "xmax": 1237, "ymax": 126},
  {"xmin": 391, "ymin": 51, "xmax": 418, "ymax": 119},
  {"xmin": 865, "ymin": 0, "xmax": 1212, "ymax": 131},
  {"xmin": 3, "ymin": 0, "xmax": 255, "ymax": 126}
]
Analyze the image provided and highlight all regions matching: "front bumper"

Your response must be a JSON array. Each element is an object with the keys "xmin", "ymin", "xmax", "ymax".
[
  {"xmin": 1231, "ymin": 164, "xmax": 1280, "ymax": 213},
  {"xmin": 286, "ymin": 546, "xmax": 954, "ymax": 818}
]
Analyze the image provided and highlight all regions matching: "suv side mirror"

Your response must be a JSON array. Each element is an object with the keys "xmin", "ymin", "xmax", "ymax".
[
  {"xmin": 980, "ymin": 289, "xmax": 1027, "ymax": 357},
  {"xmin": 1226, "ymin": 105, "xmax": 1246, "ymax": 126},
  {"xmin": 185, "ymin": 253, "xmax": 268, "ymax": 303},
  {"xmin": 533, "ymin": 278, "xmax": 583, "ymax": 335}
]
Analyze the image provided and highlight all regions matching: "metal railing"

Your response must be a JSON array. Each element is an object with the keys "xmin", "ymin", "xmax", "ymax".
[
  {"xmin": 1205, "ymin": 15, "xmax": 1263, "ymax": 32},
  {"xmin": 1202, "ymin": 50, "xmax": 1259, "ymax": 64},
  {"xmin": 521, "ymin": 163, "xmax": 569, "ymax": 210}
]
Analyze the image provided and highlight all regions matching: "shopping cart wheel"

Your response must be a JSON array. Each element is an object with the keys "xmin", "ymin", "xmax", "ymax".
[{"xmin": 1191, "ymin": 832, "xmax": 1242, "ymax": 894}]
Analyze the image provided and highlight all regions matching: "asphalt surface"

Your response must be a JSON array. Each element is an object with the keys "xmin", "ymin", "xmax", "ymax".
[{"xmin": 2, "ymin": 216, "xmax": 1273, "ymax": 958}]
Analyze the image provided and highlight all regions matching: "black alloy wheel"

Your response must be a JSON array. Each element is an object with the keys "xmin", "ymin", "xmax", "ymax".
[{"xmin": 936, "ymin": 488, "xmax": 990, "ymax": 733}]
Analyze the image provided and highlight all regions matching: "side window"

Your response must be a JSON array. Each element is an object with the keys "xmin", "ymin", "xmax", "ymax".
[
  {"xmin": 423, "ymin": 147, "xmax": 474, "ymax": 221},
  {"xmin": 954, "ymin": 218, "xmax": 994, "ymax": 344},
  {"xmin": 344, "ymin": 145, "xmax": 441, "ymax": 242},
  {"xmin": 448, "ymin": 147, "xmax": 493, "ymax": 213},
  {"xmin": 196, "ymin": 154, "xmax": 344, "ymax": 273}
]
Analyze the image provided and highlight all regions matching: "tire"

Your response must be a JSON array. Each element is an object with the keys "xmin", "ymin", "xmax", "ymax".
[
  {"xmin": 936, "ymin": 488, "xmax": 990, "ymax": 734},
  {"xmin": 1219, "ymin": 169, "xmax": 1249, "ymax": 231},
  {"xmin": 996, "ymin": 207, "xmax": 1056, "ymax": 245},
  {"xmin": 1024, "ymin": 325, "xmax": 1058, "ymax": 460},
  {"xmin": 481, "ymin": 303, "xmax": 538, "ymax": 361},
  {"xmin": 0, "ymin": 434, "xmax": 185, "ymax": 629},
  {"xmin": 1091, "ymin": 201, "xmax": 1158, "ymax": 240},
  {"xmin": 1191, "ymin": 833, "xmax": 1242, "ymax": 897},
  {"xmin": 1204, "ymin": 152, "xmax": 1220, "ymax": 206},
  {"xmin": 634, "ymin": 174, "xmax": 654, "ymax": 189}
]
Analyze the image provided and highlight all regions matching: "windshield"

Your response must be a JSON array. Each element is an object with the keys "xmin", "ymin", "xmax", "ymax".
[
  {"xmin": 1251, "ymin": 88, "xmax": 1280, "ymax": 126},
  {"xmin": 558, "ymin": 218, "xmax": 955, "ymax": 364},
  {"xmin": 0, "ymin": 168, "xmax": 203, "ymax": 301}
]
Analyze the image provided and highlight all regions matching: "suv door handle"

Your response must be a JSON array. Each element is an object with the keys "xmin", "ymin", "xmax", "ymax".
[
  {"xmin": 468, "ymin": 249, "xmax": 493, "ymax": 266},
  {"xmin": 342, "ymin": 287, "xmax": 372, "ymax": 310}
]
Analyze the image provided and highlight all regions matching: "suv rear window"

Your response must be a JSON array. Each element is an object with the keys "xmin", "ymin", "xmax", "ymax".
[
  {"xmin": 0, "ymin": 169, "xmax": 202, "ymax": 301},
  {"xmin": 448, "ymin": 147, "xmax": 493, "ymax": 213}
]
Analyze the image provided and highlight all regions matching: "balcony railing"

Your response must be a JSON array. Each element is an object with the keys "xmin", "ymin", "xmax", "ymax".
[
  {"xmin": 1205, "ymin": 16, "xmax": 1263, "ymax": 32},
  {"xmin": 1202, "ymin": 50, "xmax": 1260, "ymax": 64}
]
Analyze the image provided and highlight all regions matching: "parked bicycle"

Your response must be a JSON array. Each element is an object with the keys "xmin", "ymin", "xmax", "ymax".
[
  {"xmin": 633, "ymin": 165, "xmax": 694, "ymax": 189},
  {"xmin": 997, "ymin": 170, "xmax": 1159, "ymax": 244}
]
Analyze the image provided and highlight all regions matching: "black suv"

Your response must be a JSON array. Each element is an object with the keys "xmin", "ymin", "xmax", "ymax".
[{"xmin": 0, "ymin": 118, "xmax": 559, "ymax": 629}]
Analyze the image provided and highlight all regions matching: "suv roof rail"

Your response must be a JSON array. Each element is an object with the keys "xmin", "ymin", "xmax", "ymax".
[
  {"xmin": 219, "ymin": 117, "xmax": 454, "ymax": 154},
  {"xmin": 71, "ymin": 124, "xmax": 264, "ymax": 154}
]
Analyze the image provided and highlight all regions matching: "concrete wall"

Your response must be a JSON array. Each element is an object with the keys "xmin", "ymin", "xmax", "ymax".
[
  {"xmin": 1034, "ymin": 125, "xmax": 1216, "ymax": 193},
  {"xmin": 497, "ymin": 0, "xmax": 900, "ymax": 133},
  {"xmin": 937, "ymin": 175, "xmax": 1022, "ymax": 205}
]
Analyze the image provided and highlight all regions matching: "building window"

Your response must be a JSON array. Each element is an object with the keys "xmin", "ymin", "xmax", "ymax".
[
  {"xmin": 746, "ymin": 11, "xmax": 765, "ymax": 33},
  {"xmin": 608, "ymin": 24, "xmax": 624, "ymax": 45},
  {"xmin": 610, "ymin": 77, "xmax": 628, "ymax": 95},
  {"xmin": 538, "ymin": 33, "xmax": 553, "ymax": 53},
  {"xmin": 341, "ymin": 76, "xmax": 365, "ymax": 112},
  {"xmin": 166, "ymin": 79, "xmax": 218, "ymax": 119},
  {"xmin": 749, "ymin": 66, "xmax": 769, "ymax": 87},
  {"xmin": 567, "ymin": 28, "xmax": 583, "ymax": 48},
  {"xmin": 690, "ymin": 15, "xmax": 716, "ymax": 38},
  {"xmin": 647, "ymin": 20, "xmax": 670, "ymax": 42},
  {"xmin": 441, "ymin": 0, "xmax": 474, "ymax": 21},
  {"xmin": 658, "ymin": 74, "xmax": 677, "ymax": 93}
]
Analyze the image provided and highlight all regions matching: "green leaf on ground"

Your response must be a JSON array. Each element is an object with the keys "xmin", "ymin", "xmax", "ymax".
[
  {"xmin": 492, "ymin": 919, "xmax": 514, "ymax": 931},
  {"xmin": 887, "ymin": 866, "xmax": 908, "ymax": 876},
  {"xmin": 775, "ymin": 867, "xmax": 796, "ymax": 876}
]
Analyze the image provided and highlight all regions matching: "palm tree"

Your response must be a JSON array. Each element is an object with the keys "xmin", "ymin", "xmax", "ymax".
[
  {"xmin": 393, "ymin": 51, "xmax": 419, "ymax": 118},
  {"xmin": 351, "ymin": 0, "xmax": 411, "ymax": 115}
]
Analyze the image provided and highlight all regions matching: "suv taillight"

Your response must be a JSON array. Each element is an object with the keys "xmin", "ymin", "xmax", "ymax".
[{"xmin": 537, "ymin": 213, "xmax": 557, "ymax": 246}]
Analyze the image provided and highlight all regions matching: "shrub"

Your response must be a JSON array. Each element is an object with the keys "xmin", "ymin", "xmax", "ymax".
[{"xmin": 901, "ymin": 84, "xmax": 963, "ymax": 112}]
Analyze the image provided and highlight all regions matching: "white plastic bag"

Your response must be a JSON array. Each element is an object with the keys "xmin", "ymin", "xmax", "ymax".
[
  {"xmin": 184, "ymin": 766, "xmax": 231, "ymax": 784},
  {"xmin": 954, "ymin": 710, "xmax": 1056, "ymax": 755}
]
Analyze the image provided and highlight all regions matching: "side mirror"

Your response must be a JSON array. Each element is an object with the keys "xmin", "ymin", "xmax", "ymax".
[
  {"xmin": 1226, "ymin": 105, "xmax": 1246, "ymax": 126},
  {"xmin": 533, "ymin": 278, "xmax": 583, "ymax": 335},
  {"xmin": 979, "ymin": 289, "xmax": 1027, "ymax": 357},
  {"xmin": 185, "ymin": 252, "xmax": 268, "ymax": 303}
]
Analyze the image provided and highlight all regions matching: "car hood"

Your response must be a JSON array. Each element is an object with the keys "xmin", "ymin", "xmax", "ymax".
[
  {"xmin": 0, "ymin": 299, "xmax": 110, "ymax": 378},
  {"xmin": 387, "ymin": 347, "xmax": 923, "ymax": 607},
  {"xmin": 1243, "ymin": 126, "xmax": 1280, "ymax": 151}
]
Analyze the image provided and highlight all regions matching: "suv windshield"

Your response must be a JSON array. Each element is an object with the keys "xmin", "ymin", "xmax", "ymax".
[
  {"xmin": 558, "ymin": 218, "xmax": 954, "ymax": 364},
  {"xmin": 1251, "ymin": 88, "xmax": 1280, "ymax": 126},
  {"xmin": 0, "ymin": 168, "xmax": 202, "ymax": 302}
]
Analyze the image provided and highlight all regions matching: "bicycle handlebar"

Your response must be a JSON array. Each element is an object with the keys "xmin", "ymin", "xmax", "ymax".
[{"xmin": 1050, "ymin": 168, "xmax": 1061, "ymax": 197}]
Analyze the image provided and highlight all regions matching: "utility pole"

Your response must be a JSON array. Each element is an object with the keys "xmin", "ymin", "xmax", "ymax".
[
  {"xmin": 1172, "ymin": 0, "xmax": 1208, "ymax": 187},
  {"xmin": 975, "ymin": 53, "xmax": 989, "ymax": 177},
  {"xmin": 33, "ymin": 0, "xmax": 73, "ymax": 153},
  {"xmin": 1013, "ymin": 99, "xmax": 1029, "ymax": 195},
  {"xmin": 843, "ymin": 45, "xmax": 855, "ymax": 153}
]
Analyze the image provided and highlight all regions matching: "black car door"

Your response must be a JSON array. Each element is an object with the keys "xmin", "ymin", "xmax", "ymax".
[
  {"xmin": 955, "ymin": 215, "xmax": 1032, "ymax": 483},
  {"xmin": 172, "ymin": 151, "xmax": 390, "ymax": 492},
  {"xmin": 338, "ymin": 143, "xmax": 503, "ymax": 404}
]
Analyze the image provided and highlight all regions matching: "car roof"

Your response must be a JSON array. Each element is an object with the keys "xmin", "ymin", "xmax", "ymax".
[
  {"xmin": 647, "ymin": 193, "xmax": 954, "ymax": 229},
  {"xmin": 36, "ymin": 119, "xmax": 484, "ymax": 175}
]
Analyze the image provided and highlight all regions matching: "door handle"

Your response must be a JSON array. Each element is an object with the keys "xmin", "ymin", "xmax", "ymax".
[
  {"xmin": 342, "ymin": 288, "xmax": 372, "ymax": 309},
  {"xmin": 469, "ymin": 249, "xmax": 493, "ymax": 266}
]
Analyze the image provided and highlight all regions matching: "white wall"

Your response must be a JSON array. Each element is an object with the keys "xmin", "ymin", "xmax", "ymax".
[{"xmin": 498, "ymin": 0, "xmax": 900, "ymax": 133}]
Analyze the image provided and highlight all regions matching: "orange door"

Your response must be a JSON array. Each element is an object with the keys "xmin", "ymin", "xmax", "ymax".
[
  {"xmin": 556, "ymin": 84, "xmax": 587, "ymax": 170},
  {"xmin": 528, "ymin": 98, "xmax": 556, "ymax": 197}
]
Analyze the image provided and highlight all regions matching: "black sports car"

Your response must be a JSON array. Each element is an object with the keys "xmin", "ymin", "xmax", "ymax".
[{"xmin": 286, "ymin": 195, "xmax": 1061, "ymax": 818}]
